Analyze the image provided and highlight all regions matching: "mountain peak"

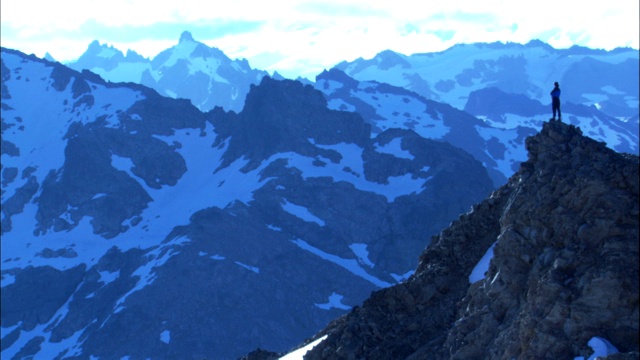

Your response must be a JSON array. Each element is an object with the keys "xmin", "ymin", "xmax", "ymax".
[
  {"xmin": 179, "ymin": 31, "xmax": 195, "ymax": 43},
  {"xmin": 43, "ymin": 52, "xmax": 56, "ymax": 62},
  {"xmin": 524, "ymin": 119, "xmax": 613, "ymax": 167},
  {"xmin": 315, "ymin": 68, "xmax": 358, "ymax": 87},
  {"xmin": 374, "ymin": 49, "xmax": 411, "ymax": 70},
  {"xmin": 87, "ymin": 39, "xmax": 102, "ymax": 52}
]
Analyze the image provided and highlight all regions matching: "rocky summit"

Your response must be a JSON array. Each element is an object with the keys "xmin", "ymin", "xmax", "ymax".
[{"xmin": 286, "ymin": 120, "xmax": 639, "ymax": 360}]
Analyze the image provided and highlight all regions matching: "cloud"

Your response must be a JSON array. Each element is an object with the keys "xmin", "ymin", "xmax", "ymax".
[
  {"xmin": 1, "ymin": 0, "xmax": 638, "ymax": 79},
  {"xmin": 295, "ymin": 1, "xmax": 387, "ymax": 17}
]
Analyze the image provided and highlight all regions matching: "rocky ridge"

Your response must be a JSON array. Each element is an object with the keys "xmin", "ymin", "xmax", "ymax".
[{"xmin": 285, "ymin": 120, "xmax": 640, "ymax": 359}]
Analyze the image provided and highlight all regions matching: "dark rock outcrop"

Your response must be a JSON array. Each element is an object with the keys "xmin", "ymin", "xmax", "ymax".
[
  {"xmin": 301, "ymin": 120, "xmax": 639, "ymax": 359},
  {"xmin": 210, "ymin": 77, "xmax": 371, "ymax": 172}
]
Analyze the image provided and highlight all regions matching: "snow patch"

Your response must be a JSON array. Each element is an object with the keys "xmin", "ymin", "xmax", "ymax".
[
  {"xmin": 284, "ymin": 143, "xmax": 428, "ymax": 202},
  {"xmin": 574, "ymin": 336, "xmax": 619, "ymax": 360},
  {"xmin": 98, "ymin": 270, "xmax": 120, "ymax": 285},
  {"xmin": 1, "ymin": 274, "xmax": 16, "ymax": 287},
  {"xmin": 390, "ymin": 270, "xmax": 414, "ymax": 282},
  {"xmin": 319, "ymin": 80, "xmax": 344, "ymax": 95},
  {"xmin": 315, "ymin": 292, "xmax": 351, "ymax": 310},
  {"xmin": 374, "ymin": 137, "xmax": 413, "ymax": 159},
  {"xmin": 198, "ymin": 251, "xmax": 224, "ymax": 260},
  {"xmin": 97, "ymin": 47, "xmax": 119, "ymax": 59},
  {"xmin": 235, "ymin": 261, "xmax": 260, "ymax": 274},
  {"xmin": 327, "ymin": 98, "xmax": 355, "ymax": 112},
  {"xmin": 469, "ymin": 241, "xmax": 497, "ymax": 283},
  {"xmin": 291, "ymin": 239, "xmax": 391, "ymax": 288},
  {"xmin": 349, "ymin": 243, "xmax": 375, "ymax": 268},
  {"xmin": 279, "ymin": 335, "xmax": 328, "ymax": 360},
  {"xmin": 282, "ymin": 200, "xmax": 325, "ymax": 226},
  {"xmin": 160, "ymin": 330, "xmax": 171, "ymax": 344},
  {"xmin": 111, "ymin": 154, "xmax": 135, "ymax": 172}
]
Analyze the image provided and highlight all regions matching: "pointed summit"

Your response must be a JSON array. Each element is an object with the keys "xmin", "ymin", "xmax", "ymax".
[
  {"xmin": 87, "ymin": 40, "xmax": 102, "ymax": 53},
  {"xmin": 179, "ymin": 31, "xmax": 195, "ymax": 43},
  {"xmin": 43, "ymin": 52, "xmax": 56, "ymax": 62}
]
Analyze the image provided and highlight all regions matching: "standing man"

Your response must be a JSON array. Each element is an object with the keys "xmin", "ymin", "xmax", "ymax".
[{"xmin": 550, "ymin": 82, "xmax": 562, "ymax": 121}]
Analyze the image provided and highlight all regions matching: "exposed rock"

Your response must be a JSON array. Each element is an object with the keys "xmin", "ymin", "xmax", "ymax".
[
  {"xmin": 238, "ymin": 348, "xmax": 282, "ymax": 360},
  {"xmin": 1, "ymin": 265, "xmax": 86, "ymax": 331},
  {"xmin": 210, "ymin": 76, "xmax": 371, "ymax": 172},
  {"xmin": 603, "ymin": 352, "xmax": 640, "ymax": 360}
]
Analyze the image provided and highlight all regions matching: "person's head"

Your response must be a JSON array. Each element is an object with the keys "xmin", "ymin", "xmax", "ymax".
[{"xmin": 554, "ymin": 82, "xmax": 559, "ymax": 88}]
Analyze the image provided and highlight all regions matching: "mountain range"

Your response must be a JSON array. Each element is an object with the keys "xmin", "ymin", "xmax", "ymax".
[
  {"xmin": 64, "ymin": 32, "xmax": 638, "ymax": 186},
  {"xmin": 2, "ymin": 47, "xmax": 493, "ymax": 359},
  {"xmin": 1, "ymin": 32, "xmax": 639, "ymax": 359},
  {"xmin": 334, "ymin": 40, "xmax": 639, "ymax": 119},
  {"xmin": 68, "ymin": 31, "xmax": 268, "ymax": 113}
]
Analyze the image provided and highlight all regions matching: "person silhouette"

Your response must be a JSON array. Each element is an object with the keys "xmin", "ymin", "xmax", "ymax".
[{"xmin": 550, "ymin": 82, "xmax": 561, "ymax": 121}]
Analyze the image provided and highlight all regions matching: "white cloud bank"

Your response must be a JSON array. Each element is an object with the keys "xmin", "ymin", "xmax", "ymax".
[{"xmin": 1, "ymin": 0, "xmax": 638, "ymax": 79}]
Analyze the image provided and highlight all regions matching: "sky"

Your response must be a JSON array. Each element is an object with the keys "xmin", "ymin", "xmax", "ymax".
[{"xmin": 1, "ymin": 0, "xmax": 639, "ymax": 79}]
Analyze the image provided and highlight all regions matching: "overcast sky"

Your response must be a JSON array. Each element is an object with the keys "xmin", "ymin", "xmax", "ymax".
[{"xmin": 1, "ymin": 0, "xmax": 638, "ymax": 79}]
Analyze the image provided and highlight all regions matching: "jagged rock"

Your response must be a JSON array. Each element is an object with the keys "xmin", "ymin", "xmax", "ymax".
[
  {"xmin": 238, "ymin": 348, "xmax": 282, "ymax": 360},
  {"xmin": 604, "ymin": 352, "xmax": 640, "ymax": 360},
  {"xmin": 303, "ymin": 120, "xmax": 639, "ymax": 359}
]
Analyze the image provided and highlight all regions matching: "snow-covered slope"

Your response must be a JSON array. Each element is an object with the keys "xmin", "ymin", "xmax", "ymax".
[
  {"xmin": 334, "ymin": 40, "xmax": 639, "ymax": 120},
  {"xmin": 1, "ymin": 48, "xmax": 494, "ymax": 359},
  {"xmin": 315, "ymin": 68, "xmax": 639, "ymax": 186},
  {"xmin": 67, "ymin": 31, "xmax": 268, "ymax": 113}
]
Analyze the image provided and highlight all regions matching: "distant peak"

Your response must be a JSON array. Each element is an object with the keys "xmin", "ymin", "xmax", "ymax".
[
  {"xmin": 376, "ymin": 49, "xmax": 399, "ymax": 57},
  {"xmin": 88, "ymin": 40, "xmax": 102, "ymax": 50},
  {"xmin": 179, "ymin": 31, "xmax": 195, "ymax": 43},
  {"xmin": 374, "ymin": 49, "xmax": 411, "ymax": 70},
  {"xmin": 43, "ymin": 52, "xmax": 56, "ymax": 62},
  {"xmin": 315, "ymin": 68, "xmax": 358, "ymax": 87}
]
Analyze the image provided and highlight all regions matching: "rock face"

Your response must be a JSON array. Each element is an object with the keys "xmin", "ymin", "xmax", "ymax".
[{"xmin": 301, "ymin": 120, "xmax": 639, "ymax": 359}]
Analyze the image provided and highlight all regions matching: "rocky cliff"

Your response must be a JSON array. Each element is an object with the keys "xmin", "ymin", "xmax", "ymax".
[{"xmin": 290, "ymin": 120, "xmax": 639, "ymax": 359}]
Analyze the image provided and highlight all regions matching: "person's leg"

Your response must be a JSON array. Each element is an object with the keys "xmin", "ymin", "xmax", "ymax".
[{"xmin": 558, "ymin": 105, "xmax": 561, "ymax": 120}]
